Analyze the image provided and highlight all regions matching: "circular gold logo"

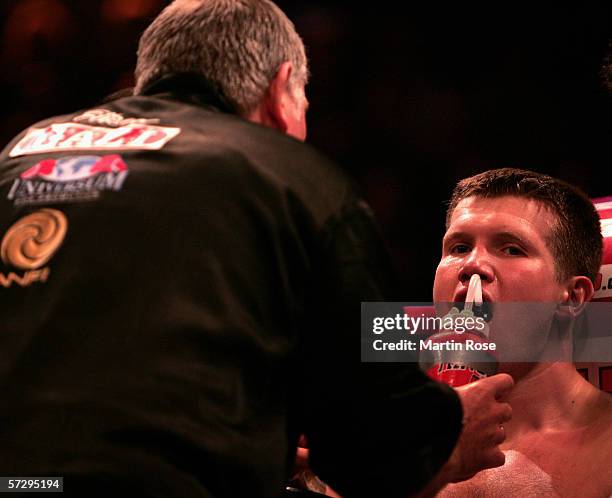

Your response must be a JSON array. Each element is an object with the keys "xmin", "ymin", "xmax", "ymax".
[{"xmin": 1, "ymin": 209, "xmax": 68, "ymax": 270}]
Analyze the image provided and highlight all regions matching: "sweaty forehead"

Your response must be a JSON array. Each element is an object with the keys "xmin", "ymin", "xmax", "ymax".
[{"xmin": 447, "ymin": 195, "xmax": 557, "ymax": 238}]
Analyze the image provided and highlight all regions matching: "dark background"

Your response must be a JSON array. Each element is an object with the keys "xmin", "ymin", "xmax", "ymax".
[{"xmin": 1, "ymin": 0, "xmax": 611, "ymax": 299}]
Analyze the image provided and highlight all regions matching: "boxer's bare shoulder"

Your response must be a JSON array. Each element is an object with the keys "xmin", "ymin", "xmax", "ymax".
[{"xmin": 437, "ymin": 399, "xmax": 612, "ymax": 498}]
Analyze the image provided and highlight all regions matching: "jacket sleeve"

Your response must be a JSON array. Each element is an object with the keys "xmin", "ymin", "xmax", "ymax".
[{"xmin": 299, "ymin": 197, "xmax": 463, "ymax": 498}]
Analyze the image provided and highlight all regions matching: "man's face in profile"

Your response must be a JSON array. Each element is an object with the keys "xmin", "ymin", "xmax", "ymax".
[{"xmin": 433, "ymin": 195, "xmax": 569, "ymax": 361}]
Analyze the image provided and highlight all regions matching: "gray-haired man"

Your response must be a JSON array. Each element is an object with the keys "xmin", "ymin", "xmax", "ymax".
[{"xmin": 0, "ymin": 1, "xmax": 511, "ymax": 497}]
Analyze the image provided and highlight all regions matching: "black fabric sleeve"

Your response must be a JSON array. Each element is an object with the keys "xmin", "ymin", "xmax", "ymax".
[{"xmin": 299, "ymin": 198, "xmax": 463, "ymax": 498}]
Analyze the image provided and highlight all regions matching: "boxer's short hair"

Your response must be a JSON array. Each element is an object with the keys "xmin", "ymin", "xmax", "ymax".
[{"xmin": 446, "ymin": 168, "xmax": 603, "ymax": 283}]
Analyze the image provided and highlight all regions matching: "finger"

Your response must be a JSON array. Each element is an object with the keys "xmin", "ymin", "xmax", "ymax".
[
  {"xmin": 498, "ymin": 403, "xmax": 512, "ymax": 423},
  {"xmin": 479, "ymin": 447, "xmax": 506, "ymax": 472},
  {"xmin": 492, "ymin": 425, "xmax": 506, "ymax": 445},
  {"xmin": 291, "ymin": 447, "xmax": 310, "ymax": 480},
  {"xmin": 488, "ymin": 373, "xmax": 514, "ymax": 399},
  {"xmin": 293, "ymin": 447, "xmax": 309, "ymax": 475},
  {"xmin": 295, "ymin": 447, "xmax": 309, "ymax": 462},
  {"xmin": 298, "ymin": 434, "xmax": 308, "ymax": 447},
  {"xmin": 489, "ymin": 448, "xmax": 506, "ymax": 468}
]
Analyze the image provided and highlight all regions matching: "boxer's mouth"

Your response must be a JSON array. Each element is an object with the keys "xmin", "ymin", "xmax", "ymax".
[
  {"xmin": 452, "ymin": 288, "xmax": 491, "ymax": 304},
  {"xmin": 453, "ymin": 275, "xmax": 494, "ymax": 321}
]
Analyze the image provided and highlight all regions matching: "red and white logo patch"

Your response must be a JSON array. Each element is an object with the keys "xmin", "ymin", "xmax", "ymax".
[
  {"xmin": 9, "ymin": 122, "xmax": 181, "ymax": 157},
  {"xmin": 7, "ymin": 154, "xmax": 130, "ymax": 206}
]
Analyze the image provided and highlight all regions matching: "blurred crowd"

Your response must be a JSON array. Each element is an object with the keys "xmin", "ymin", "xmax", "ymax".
[{"xmin": 1, "ymin": 0, "xmax": 611, "ymax": 298}]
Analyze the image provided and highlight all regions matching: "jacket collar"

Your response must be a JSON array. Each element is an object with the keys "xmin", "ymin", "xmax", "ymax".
[{"xmin": 139, "ymin": 73, "xmax": 237, "ymax": 115}]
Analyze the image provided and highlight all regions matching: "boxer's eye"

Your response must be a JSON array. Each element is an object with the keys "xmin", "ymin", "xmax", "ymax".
[
  {"xmin": 450, "ymin": 244, "xmax": 470, "ymax": 254},
  {"xmin": 502, "ymin": 245, "xmax": 525, "ymax": 256}
]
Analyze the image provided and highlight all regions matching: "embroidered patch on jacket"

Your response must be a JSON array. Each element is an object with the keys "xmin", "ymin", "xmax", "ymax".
[
  {"xmin": 9, "ymin": 122, "xmax": 180, "ymax": 157},
  {"xmin": 7, "ymin": 154, "xmax": 129, "ymax": 206},
  {"xmin": 72, "ymin": 109, "xmax": 161, "ymax": 128},
  {"xmin": 0, "ymin": 209, "xmax": 67, "ymax": 288}
]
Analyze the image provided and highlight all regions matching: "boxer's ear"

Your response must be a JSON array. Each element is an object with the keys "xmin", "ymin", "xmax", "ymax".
[{"xmin": 559, "ymin": 276, "xmax": 594, "ymax": 317}]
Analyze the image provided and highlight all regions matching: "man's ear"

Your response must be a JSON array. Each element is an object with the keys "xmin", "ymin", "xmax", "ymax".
[
  {"xmin": 559, "ymin": 276, "xmax": 594, "ymax": 317},
  {"xmin": 265, "ymin": 61, "xmax": 295, "ymax": 134},
  {"xmin": 246, "ymin": 61, "xmax": 294, "ymax": 134}
]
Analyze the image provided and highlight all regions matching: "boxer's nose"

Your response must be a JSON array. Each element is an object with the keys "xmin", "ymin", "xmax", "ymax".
[{"xmin": 459, "ymin": 247, "xmax": 494, "ymax": 284}]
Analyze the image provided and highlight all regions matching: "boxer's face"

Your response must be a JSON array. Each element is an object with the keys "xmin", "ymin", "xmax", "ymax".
[
  {"xmin": 433, "ymin": 195, "xmax": 569, "ymax": 361},
  {"xmin": 433, "ymin": 195, "xmax": 566, "ymax": 304}
]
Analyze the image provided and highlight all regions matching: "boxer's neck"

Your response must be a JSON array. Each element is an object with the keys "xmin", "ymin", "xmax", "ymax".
[{"xmin": 502, "ymin": 362, "xmax": 601, "ymax": 440}]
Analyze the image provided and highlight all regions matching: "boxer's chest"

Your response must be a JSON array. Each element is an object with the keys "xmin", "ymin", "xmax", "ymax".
[
  {"xmin": 438, "ymin": 441, "xmax": 609, "ymax": 498},
  {"xmin": 437, "ymin": 449, "xmax": 559, "ymax": 497}
]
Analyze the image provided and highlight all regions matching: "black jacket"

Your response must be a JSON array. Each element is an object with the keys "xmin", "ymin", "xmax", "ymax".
[{"xmin": 0, "ymin": 75, "xmax": 461, "ymax": 498}]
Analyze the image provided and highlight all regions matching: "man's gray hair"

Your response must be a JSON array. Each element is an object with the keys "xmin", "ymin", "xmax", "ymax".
[{"xmin": 134, "ymin": 0, "xmax": 308, "ymax": 115}]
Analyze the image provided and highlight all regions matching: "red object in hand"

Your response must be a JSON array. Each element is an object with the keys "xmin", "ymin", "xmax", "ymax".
[
  {"xmin": 426, "ymin": 355, "xmax": 489, "ymax": 387},
  {"xmin": 423, "ymin": 331, "xmax": 499, "ymax": 387},
  {"xmin": 404, "ymin": 304, "xmax": 499, "ymax": 388}
]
